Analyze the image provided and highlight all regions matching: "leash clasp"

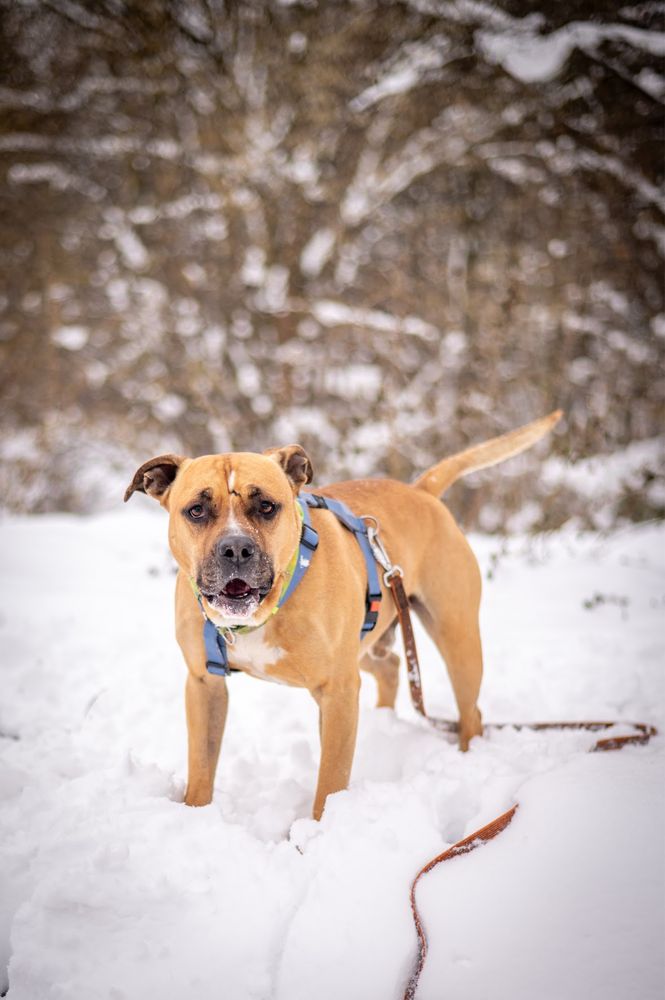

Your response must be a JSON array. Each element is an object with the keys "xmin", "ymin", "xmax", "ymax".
[
  {"xmin": 364, "ymin": 517, "xmax": 403, "ymax": 587},
  {"xmin": 383, "ymin": 564, "xmax": 404, "ymax": 586}
]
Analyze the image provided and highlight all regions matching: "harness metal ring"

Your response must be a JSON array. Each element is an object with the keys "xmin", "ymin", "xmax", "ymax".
[{"xmin": 220, "ymin": 627, "xmax": 237, "ymax": 646}]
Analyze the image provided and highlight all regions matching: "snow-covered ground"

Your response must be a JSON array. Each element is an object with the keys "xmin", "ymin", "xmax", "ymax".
[{"xmin": 0, "ymin": 508, "xmax": 663, "ymax": 999}]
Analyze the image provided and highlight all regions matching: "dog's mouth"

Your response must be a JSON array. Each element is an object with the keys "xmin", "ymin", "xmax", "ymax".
[
  {"xmin": 201, "ymin": 577, "xmax": 272, "ymax": 620},
  {"xmin": 221, "ymin": 578, "xmax": 256, "ymax": 601}
]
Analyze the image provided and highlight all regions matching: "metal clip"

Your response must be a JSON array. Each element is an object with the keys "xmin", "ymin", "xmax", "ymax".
[
  {"xmin": 364, "ymin": 516, "xmax": 403, "ymax": 585},
  {"xmin": 220, "ymin": 627, "xmax": 236, "ymax": 646},
  {"xmin": 365, "ymin": 521, "xmax": 391, "ymax": 571},
  {"xmin": 383, "ymin": 565, "xmax": 404, "ymax": 586}
]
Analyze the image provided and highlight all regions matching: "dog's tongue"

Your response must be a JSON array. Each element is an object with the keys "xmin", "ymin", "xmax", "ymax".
[{"xmin": 224, "ymin": 578, "xmax": 252, "ymax": 598}]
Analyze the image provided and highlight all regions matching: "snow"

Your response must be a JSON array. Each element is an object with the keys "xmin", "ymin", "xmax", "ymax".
[
  {"xmin": 349, "ymin": 36, "xmax": 452, "ymax": 112},
  {"xmin": 300, "ymin": 228, "xmax": 336, "ymax": 278},
  {"xmin": 242, "ymin": 246, "xmax": 267, "ymax": 288},
  {"xmin": 635, "ymin": 67, "xmax": 665, "ymax": 100},
  {"xmin": 273, "ymin": 407, "xmax": 341, "ymax": 449},
  {"xmin": 129, "ymin": 194, "xmax": 225, "ymax": 226},
  {"xmin": 418, "ymin": 753, "xmax": 665, "ymax": 1000},
  {"xmin": 477, "ymin": 18, "xmax": 665, "ymax": 85},
  {"xmin": 151, "ymin": 394, "xmax": 188, "ymax": 422},
  {"xmin": 101, "ymin": 211, "xmax": 150, "ymax": 271},
  {"xmin": 487, "ymin": 156, "xmax": 547, "ymax": 185},
  {"xmin": 0, "ymin": 77, "xmax": 172, "ymax": 115},
  {"xmin": 312, "ymin": 300, "xmax": 439, "ymax": 340},
  {"xmin": 50, "ymin": 325, "xmax": 89, "ymax": 351},
  {"xmin": 8, "ymin": 163, "xmax": 105, "ymax": 201},
  {"xmin": 256, "ymin": 265, "xmax": 290, "ymax": 313},
  {"xmin": 475, "ymin": 135, "xmax": 664, "ymax": 213},
  {"xmin": 324, "ymin": 364, "xmax": 382, "ymax": 401},
  {"xmin": 236, "ymin": 362, "xmax": 262, "ymax": 398},
  {"xmin": 0, "ymin": 512, "xmax": 663, "ymax": 999},
  {"xmin": 541, "ymin": 437, "xmax": 664, "ymax": 511},
  {"xmin": 0, "ymin": 133, "xmax": 182, "ymax": 162}
]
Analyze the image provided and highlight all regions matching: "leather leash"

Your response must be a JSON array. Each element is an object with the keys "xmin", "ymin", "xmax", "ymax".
[
  {"xmin": 385, "ymin": 568, "xmax": 426, "ymax": 717},
  {"xmin": 384, "ymin": 572, "xmax": 658, "ymax": 1000},
  {"xmin": 403, "ymin": 804, "xmax": 518, "ymax": 1000}
]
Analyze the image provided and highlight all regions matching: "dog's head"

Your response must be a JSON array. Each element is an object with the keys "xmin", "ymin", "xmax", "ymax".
[{"xmin": 124, "ymin": 445, "xmax": 313, "ymax": 627}]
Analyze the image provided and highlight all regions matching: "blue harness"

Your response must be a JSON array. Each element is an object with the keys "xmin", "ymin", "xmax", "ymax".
[{"xmin": 199, "ymin": 493, "xmax": 382, "ymax": 676}]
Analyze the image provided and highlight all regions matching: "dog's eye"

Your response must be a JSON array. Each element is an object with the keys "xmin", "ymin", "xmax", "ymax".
[
  {"xmin": 187, "ymin": 504, "xmax": 206, "ymax": 520},
  {"xmin": 259, "ymin": 500, "xmax": 277, "ymax": 517}
]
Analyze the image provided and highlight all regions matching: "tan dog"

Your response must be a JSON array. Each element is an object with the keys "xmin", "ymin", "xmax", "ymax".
[{"xmin": 125, "ymin": 411, "xmax": 561, "ymax": 820}]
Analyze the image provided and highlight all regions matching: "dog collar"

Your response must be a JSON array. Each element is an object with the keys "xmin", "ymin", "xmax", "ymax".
[{"xmin": 191, "ymin": 499, "xmax": 319, "ymax": 676}]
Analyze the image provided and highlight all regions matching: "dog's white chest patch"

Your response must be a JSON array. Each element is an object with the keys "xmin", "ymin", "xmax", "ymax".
[{"xmin": 228, "ymin": 629, "xmax": 285, "ymax": 683}]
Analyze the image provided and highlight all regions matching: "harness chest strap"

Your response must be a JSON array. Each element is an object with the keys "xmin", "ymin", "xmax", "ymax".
[{"xmin": 300, "ymin": 493, "xmax": 383, "ymax": 635}]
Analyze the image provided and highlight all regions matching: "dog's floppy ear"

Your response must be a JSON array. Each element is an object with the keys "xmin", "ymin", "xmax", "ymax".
[
  {"xmin": 264, "ymin": 444, "xmax": 313, "ymax": 493},
  {"xmin": 124, "ymin": 454, "xmax": 187, "ymax": 505}
]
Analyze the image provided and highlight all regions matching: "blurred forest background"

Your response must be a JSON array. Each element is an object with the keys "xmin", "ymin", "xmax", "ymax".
[{"xmin": 0, "ymin": 0, "xmax": 663, "ymax": 531}]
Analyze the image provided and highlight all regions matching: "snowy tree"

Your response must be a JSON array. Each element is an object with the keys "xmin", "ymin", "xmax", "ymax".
[{"xmin": 0, "ymin": 0, "xmax": 662, "ymax": 528}]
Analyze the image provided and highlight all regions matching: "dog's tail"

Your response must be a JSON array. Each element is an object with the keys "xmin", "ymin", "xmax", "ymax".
[{"xmin": 413, "ymin": 410, "xmax": 562, "ymax": 498}]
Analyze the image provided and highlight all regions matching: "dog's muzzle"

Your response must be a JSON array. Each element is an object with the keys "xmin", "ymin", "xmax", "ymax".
[{"xmin": 197, "ymin": 533, "xmax": 274, "ymax": 620}]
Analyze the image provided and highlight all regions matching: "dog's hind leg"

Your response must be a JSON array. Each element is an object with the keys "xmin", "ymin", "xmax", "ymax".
[
  {"xmin": 424, "ymin": 617, "xmax": 483, "ymax": 749},
  {"xmin": 413, "ymin": 531, "xmax": 484, "ymax": 750},
  {"xmin": 360, "ymin": 649, "xmax": 400, "ymax": 709},
  {"xmin": 360, "ymin": 621, "xmax": 400, "ymax": 709}
]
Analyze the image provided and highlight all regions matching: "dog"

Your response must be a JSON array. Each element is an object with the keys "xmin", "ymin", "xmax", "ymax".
[{"xmin": 125, "ymin": 410, "xmax": 561, "ymax": 819}]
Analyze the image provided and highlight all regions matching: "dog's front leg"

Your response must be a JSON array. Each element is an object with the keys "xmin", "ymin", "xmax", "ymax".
[
  {"xmin": 184, "ymin": 672, "xmax": 228, "ymax": 806},
  {"xmin": 175, "ymin": 573, "xmax": 228, "ymax": 807},
  {"xmin": 310, "ymin": 675, "xmax": 360, "ymax": 821}
]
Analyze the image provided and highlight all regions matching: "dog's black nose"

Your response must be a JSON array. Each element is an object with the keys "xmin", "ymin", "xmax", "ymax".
[{"xmin": 216, "ymin": 534, "xmax": 256, "ymax": 565}]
